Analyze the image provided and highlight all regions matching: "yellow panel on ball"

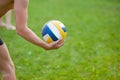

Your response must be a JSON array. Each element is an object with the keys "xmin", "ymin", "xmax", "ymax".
[{"xmin": 52, "ymin": 21, "xmax": 66, "ymax": 40}]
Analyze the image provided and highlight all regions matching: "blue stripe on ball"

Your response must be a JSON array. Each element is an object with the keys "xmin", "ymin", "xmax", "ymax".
[
  {"xmin": 62, "ymin": 27, "xmax": 67, "ymax": 32},
  {"xmin": 42, "ymin": 24, "xmax": 58, "ymax": 41},
  {"xmin": 42, "ymin": 24, "xmax": 48, "ymax": 36}
]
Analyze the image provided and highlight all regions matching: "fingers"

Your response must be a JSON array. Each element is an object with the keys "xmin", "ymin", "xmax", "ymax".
[
  {"xmin": 51, "ymin": 39, "xmax": 64, "ymax": 49},
  {"xmin": 57, "ymin": 40, "xmax": 64, "ymax": 47},
  {"xmin": 46, "ymin": 39, "xmax": 65, "ymax": 50}
]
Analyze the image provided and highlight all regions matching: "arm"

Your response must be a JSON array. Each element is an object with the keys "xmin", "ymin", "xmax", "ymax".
[{"xmin": 13, "ymin": 0, "xmax": 64, "ymax": 50}]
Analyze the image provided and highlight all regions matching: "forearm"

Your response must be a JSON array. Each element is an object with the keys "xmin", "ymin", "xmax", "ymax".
[
  {"xmin": 13, "ymin": 0, "xmax": 64, "ymax": 50},
  {"xmin": 16, "ymin": 26, "xmax": 50, "ymax": 50}
]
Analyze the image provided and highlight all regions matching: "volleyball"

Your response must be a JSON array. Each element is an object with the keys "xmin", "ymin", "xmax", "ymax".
[{"xmin": 42, "ymin": 20, "xmax": 67, "ymax": 43}]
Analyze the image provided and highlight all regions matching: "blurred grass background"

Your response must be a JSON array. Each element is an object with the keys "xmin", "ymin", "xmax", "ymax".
[{"xmin": 0, "ymin": 0, "xmax": 120, "ymax": 80}]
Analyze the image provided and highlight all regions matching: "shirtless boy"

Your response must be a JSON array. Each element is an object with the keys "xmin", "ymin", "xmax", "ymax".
[{"xmin": 0, "ymin": 0, "xmax": 64, "ymax": 80}]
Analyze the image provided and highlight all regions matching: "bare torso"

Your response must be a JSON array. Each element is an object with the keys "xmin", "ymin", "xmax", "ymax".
[{"xmin": 0, "ymin": 0, "xmax": 14, "ymax": 18}]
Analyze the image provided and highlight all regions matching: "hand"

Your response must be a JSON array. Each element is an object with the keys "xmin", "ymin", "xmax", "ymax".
[{"xmin": 47, "ymin": 39, "xmax": 64, "ymax": 50}]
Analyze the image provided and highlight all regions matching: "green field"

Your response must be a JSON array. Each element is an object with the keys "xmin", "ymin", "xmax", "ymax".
[{"xmin": 0, "ymin": 0, "xmax": 120, "ymax": 80}]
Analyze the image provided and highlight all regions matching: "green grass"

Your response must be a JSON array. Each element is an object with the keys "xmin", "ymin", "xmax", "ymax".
[{"xmin": 0, "ymin": 0, "xmax": 120, "ymax": 80}]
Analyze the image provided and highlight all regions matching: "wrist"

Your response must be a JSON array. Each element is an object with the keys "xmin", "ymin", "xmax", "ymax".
[{"xmin": 39, "ymin": 41, "xmax": 51, "ymax": 50}]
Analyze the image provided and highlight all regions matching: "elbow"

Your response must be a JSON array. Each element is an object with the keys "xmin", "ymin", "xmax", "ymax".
[
  {"xmin": 16, "ymin": 26, "xmax": 26, "ymax": 36},
  {"xmin": 16, "ymin": 28, "xmax": 23, "ymax": 36},
  {"xmin": 16, "ymin": 29, "xmax": 21, "ymax": 36}
]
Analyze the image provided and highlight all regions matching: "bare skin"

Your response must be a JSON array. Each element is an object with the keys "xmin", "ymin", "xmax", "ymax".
[{"xmin": 0, "ymin": 0, "xmax": 64, "ymax": 80}]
